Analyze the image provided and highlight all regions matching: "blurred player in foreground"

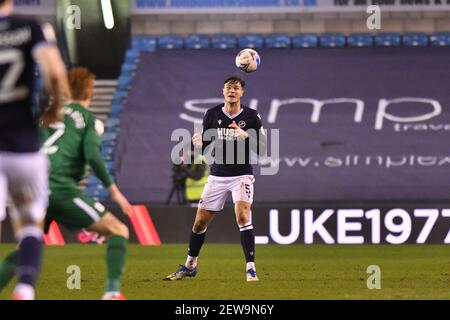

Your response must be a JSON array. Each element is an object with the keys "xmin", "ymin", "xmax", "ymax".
[
  {"xmin": 165, "ymin": 76, "xmax": 266, "ymax": 282},
  {"xmin": 0, "ymin": 67, "xmax": 131, "ymax": 300},
  {"xmin": 0, "ymin": 0, "xmax": 67, "ymax": 300}
]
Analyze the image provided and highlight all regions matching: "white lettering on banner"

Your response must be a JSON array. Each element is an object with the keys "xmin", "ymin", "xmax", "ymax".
[
  {"xmin": 365, "ymin": 209, "xmax": 381, "ymax": 244},
  {"xmin": 259, "ymin": 155, "xmax": 450, "ymax": 169},
  {"xmin": 180, "ymin": 98, "xmax": 222, "ymax": 124},
  {"xmin": 181, "ymin": 97, "xmax": 444, "ymax": 131},
  {"xmin": 441, "ymin": 209, "xmax": 450, "ymax": 244},
  {"xmin": 269, "ymin": 209, "xmax": 300, "ymax": 245},
  {"xmin": 414, "ymin": 209, "xmax": 438, "ymax": 244},
  {"xmin": 255, "ymin": 235, "xmax": 269, "ymax": 244},
  {"xmin": 375, "ymin": 98, "xmax": 441, "ymax": 130},
  {"xmin": 337, "ymin": 209, "xmax": 364, "ymax": 244},
  {"xmin": 304, "ymin": 209, "xmax": 335, "ymax": 244},
  {"xmin": 257, "ymin": 208, "xmax": 450, "ymax": 244},
  {"xmin": 384, "ymin": 209, "xmax": 412, "ymax": 244},
  {"xmin": 394, "ymin": 123, "xmax": 450, "ymax": 132}
]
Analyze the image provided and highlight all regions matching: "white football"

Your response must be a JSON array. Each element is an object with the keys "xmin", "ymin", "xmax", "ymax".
[{"xmin": 235, "ymin": 48, "xmax": 261, "ymax": 73}]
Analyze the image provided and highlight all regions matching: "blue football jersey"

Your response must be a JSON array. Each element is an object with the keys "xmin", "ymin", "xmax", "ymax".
[{"xmin": 0, "ymin": 15, "xmax": 53, "ymax": 153}]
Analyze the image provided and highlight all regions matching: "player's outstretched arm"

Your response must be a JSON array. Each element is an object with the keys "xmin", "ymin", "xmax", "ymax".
[
  {"xmin": 85, "ymin": 141, "xmax": 131, "ymax": 216},
  {"xmin": 83, "ymin": 118, "xmax": 131, "ymax": 215}
]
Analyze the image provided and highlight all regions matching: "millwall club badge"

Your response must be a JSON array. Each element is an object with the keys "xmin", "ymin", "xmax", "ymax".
[
  {"xmin": 218, "ymin": 120, "xmax": 222, "ymax": 125},
  {"xmin": 238, "ymin": 120, "xmax": 246, "ymax": 128}
]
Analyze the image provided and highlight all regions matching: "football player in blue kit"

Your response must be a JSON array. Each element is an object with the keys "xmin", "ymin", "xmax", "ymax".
[
  {"xmin": 165, "ymin": 76, "xmax": 266, "ymax": 282},
  {"xmin": 0, "ymin": 0, "xmax": 67, "ymax": 300}
]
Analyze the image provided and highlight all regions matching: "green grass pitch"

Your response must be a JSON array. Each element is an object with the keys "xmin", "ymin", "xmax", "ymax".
[{"xmin": 0, "ymin": 244, "xmax": 449, "ymax": 300}]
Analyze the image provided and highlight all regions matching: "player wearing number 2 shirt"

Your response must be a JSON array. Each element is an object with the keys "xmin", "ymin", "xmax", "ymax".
[
  {"xmin": 0, "ymin": 0, "xmax": 67, "ymax": 300},
  {"xmin": 42, "ymin": 67, "xmax": 131, "ymax": 300}
]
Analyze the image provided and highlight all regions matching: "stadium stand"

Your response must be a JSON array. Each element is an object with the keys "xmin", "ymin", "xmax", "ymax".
[
  {"xmin": 402, "ymin": 32, "xmax": 429, "ymax": 47},
  {"xmin": 157, "ymin": 35, "xmax": 184, "ymax": 49},
  {"xmin": 141, "ymin": 0, "xmax": 301, "ymax": 7},
  {"xmin": 85, "ymin": 51, "xmax": 138, "ymax": 200},
  {"xmin": 132, "ymin": 36, "xmax": 157, "ymax": 51},
  {"xmin": 319, "ymin": 33, "xmax": 346, "ymax": 48},
  {"xmin": 129, "ymin": 32, "xmax": 450, "ymax": 53},
  {"xmin": 292, "ymin": 33, "xmax": 319, "ymax": 48},
  {"xmin": 265, "ymin": 34, "xmax": 291, "ymax": 48},
  {"xmin": 185, "ymin": 34, "xmax": 211, "ymax": 49},
  {"xmin": 375, "ymin": 32, "xmax": 402, "ymax": 47},
  {"xmin": 430, "ymin": 32, "xmax": 450, "ymax": 46},
  {"xmin": 211, "ymin": 33, "xmax": 238, "ymax": 49},
  {"xmin": 347, "ymin": 33, "xmax": 374, "ymax": 48},
  {"xmin": 238, "ymin": 34, "xmax": 264, "ymax": 49}
]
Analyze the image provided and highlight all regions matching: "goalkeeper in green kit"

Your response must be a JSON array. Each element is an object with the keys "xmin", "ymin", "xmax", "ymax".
[{"xmin": 0, "ymin": 67, "xmax": 131, "ymax": 300}]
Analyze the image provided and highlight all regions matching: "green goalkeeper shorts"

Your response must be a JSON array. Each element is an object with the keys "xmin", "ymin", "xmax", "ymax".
[{"xmin": 45, "ymin": 188, "xmax": 108, "ymax": 232}]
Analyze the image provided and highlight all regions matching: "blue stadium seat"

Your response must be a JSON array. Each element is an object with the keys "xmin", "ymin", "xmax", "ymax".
[
  {"xmin": 125, "ymin": 49, "xmax": 140, "ymax": 62},
  {"xmin": 111, "ymin": 98, "xmax": 126, "ymax": 109},
  {"xmin": 96, "ymin": 189, "xmax": 109, "ymax": 201},
  {"xmin": 105, "ymin": 160, "xmax": 115, "ymax": 172},
  {"xmin": 157, "ymin": 35, "xmax": 184, "ymax": 49},
  {"xmin": 120, "ymin": 63, "xmax": 137, "ymax": 76},
  {"xmin": 319, "ymin": 33, "xmax": 346, "ymax": 48},
  {"xmin": 87, "ymin": 186, "xmax": 108, "ymax": 201},
  {"xmin": 105, "ymin": 118, "xmax": 120, "ymax": 129},
  {"xmin": 211, "ymin": 34, "xmax": 237, "ymax": 49},
  {"xmin": 185, "ymin": 34, "xmax": 210, "ymax": 49},
  {"xmin": 112, "ymin": 90, "xmax": 128, "ymax": 103},
  {"xmin": 265, "ymin": 34, "xmax": 291, "ymax": 48},
  {"xmin": 430, "ymin": 32, "xmax": 450, "ymax": 46},
  {"xmin": 347, "ymin": 33, "xmax": 373, "ymax": 47},
  {"xmin": 375, "ymin": 32, "xmax": 401, "ymax": 47},
  {"xmin": 85, "ymin": 184, "xmax": 97, "ymax": 197},
  {"xmin": 238, "ymin": 34, "xmax": 264, "ymax": 49},
  {"xmin": 105, "ymin": 123, "xmax": 120, "ymax": 134},
  {"xmin": 101, "ymin": 147, "xmax": 115, "ymax": 160},
  {"xmin": 402, "ymin": 32, "xmax": 429, "ymax": 47},
  {"xmin": 102, "ymin": 139, "xmax": 117, "ymax": 148},
  {"xmin": 103, "ymin": 132, "xmax": 118, "ymax": 142},
  {"xmin": 117, "ymin": 75, "xmax": 133, "ymax": 91},
  {"xmin": 87, "ymin": 175, "xmax": 101, "ymax": 186},
  {"xmin": 104, "ymin": 128, "xmax": 119, "ymax": 138},
  {"xmin": 102, "ymin": 134, "xmax": 118, "ymax": 147},
  {"xmin": 132, "ymin": 36, "xmax": 157, "ymax": 51},
  {"xmin": 292, "ymin": 33, "xmax": 318, "ymax": 48},
  {"xmin": 109, "ymin": 102, "xmax": 123, "ymax": 116}
]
